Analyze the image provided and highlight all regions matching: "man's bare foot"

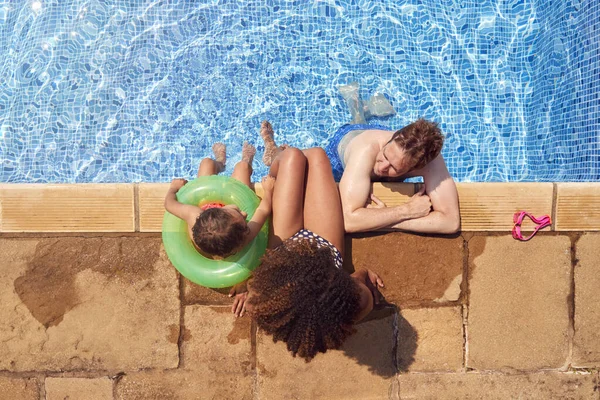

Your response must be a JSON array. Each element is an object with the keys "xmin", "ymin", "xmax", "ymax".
[
  {"xmin": 212, "ymin": 143, "xmax": 226, "ymax": 173},
  {"xmin": 241, "ymin": 141, "xmax": 256, "ymax": 164},
  {"xmin": 339, "ymin": 82, "xmax": 367, "ymax": 124},
  {"xmin": 260, "ymin": 120, "xmax": 289, "ymax": 166}
]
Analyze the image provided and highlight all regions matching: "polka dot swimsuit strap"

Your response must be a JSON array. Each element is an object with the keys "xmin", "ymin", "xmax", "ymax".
[{"xmin": 290, "ymin": 229, "xmax": 343, "ymax": 269}]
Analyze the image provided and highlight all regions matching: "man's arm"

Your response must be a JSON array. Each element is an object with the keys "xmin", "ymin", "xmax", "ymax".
[
  {"xmin": 385, "ymin": 155, "xmax": 460, "ymax": 234},
  {"xmin": 339, "ymin": 147, "xmax": 431, "ymax": 233}
]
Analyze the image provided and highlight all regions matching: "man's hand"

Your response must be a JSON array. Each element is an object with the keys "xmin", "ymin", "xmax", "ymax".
[
  {"xmin": 169, "ymin": 178, "xmax": 188, "ymax": 192},
  {"xmin": 406, "ymin": 186, "xmax": 432, "ymax": 218},
  {"xmin": 366, "ymin": 193, "xmax": 386, "ymax": 209},
  {"xmin": 229, "ymin": 281, "xmax": 249, "ymax": 317}
]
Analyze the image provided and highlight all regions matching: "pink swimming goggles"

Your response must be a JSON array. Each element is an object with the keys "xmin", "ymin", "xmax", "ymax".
[{"xmin": 512, "ymin": 211, "xmax": 552, "ymax": 241}]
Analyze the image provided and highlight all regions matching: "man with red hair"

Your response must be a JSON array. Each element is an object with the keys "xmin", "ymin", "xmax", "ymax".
[{"xmin": 328, "ymin": 83, "xmax": 460, "ymax": 234}]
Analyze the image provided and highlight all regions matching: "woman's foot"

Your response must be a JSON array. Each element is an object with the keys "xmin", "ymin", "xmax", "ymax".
[
  {"xmin": 260, "ymin": 121, "xmax": 279, "ymax": 166},
  {"xmin": 241, "ymin": 141, "xmax": 256, "ymax": 164},
  {"xmin": 212, "ymin": 143, "xmax": 226, "ymax": 173}
]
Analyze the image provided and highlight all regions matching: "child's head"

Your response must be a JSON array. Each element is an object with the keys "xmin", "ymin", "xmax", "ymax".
[
  {"xmin": 192, "ymin": 205, "xmax": 249, "ymax": 257},
  {"xmin": 246, "ymin": 240, "xmax": 362, "ymax": 361}
]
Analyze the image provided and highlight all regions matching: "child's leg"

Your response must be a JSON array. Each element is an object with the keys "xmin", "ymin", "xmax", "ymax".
[
  {"xmin": 231, "ymin": 142, "xmax": 255, "ymax": 187},
  {"xmin": 301, "ymin": 147, "xmax": 345, "ymax": 255},
  {"xmin": 197, "ymin": 143, "xmax": 226, "ymax": 177},
  {"xmin": 267, "ymin": 147, "xmax": 307, "ymax": 248}
]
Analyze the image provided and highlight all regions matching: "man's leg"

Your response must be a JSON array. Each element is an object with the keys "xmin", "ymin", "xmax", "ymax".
[
  {"xmin": 231, "ymin": 141, "xmax": 255, "ymax": 187},
  {"xmin": 197, "ymin": 143, "xmax": 226, "ymax": 177},
  {"xmin": 338, "ymin": 82, "xmax": 366, "ymax": 124}
]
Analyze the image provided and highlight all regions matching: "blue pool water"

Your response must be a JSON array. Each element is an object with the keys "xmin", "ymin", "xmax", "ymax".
[{"xmin": 0, "ymin": 0, "xmax": 598, "ymax": 183}]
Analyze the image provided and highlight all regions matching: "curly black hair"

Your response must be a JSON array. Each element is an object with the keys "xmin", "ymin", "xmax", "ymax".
[
  {"xmin": 248, "ymin": 239, "xmax": 362, "ymax": 361},
  {"xmin": 191, "ymin": 208, "xmax": 249, "ymax": 257}
]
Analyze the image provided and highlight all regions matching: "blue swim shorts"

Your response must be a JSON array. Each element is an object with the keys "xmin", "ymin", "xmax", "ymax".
[{"xmin": 324, "ymin": 124, "xmax": 392, "ymax": 181}]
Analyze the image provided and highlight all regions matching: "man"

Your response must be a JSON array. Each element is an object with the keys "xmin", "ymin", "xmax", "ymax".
[{"xmin": 327, "ymin": 82, "xmax": 460, "ymax": 234}]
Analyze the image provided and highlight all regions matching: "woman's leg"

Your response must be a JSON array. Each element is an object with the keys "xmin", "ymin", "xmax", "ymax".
[
  {"xmin": 266, "ymin": 147, "xmax": 307, "ymax": 248},
  {"xmin": 197, "ymin": 143, "xmax": 226, "ymax": 177},
  {"xmin": 301, "ymin": 147, "xmax": 345, "ymax": 255},
  {"xmin": 231, "ymin": 142, "xmax": 255, "ymax": 187}
]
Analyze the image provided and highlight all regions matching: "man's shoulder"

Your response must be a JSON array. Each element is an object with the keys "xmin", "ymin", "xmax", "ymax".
[
  {"xmin": 402, "ymin": 155, "xmax": 448, "ymax": 180},
  {"xmin": 346, "ymin": 130, "xmax": 386, "ymax": 154}
]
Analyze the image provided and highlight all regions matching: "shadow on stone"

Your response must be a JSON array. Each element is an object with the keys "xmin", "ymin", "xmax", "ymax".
[
  {"xmin": 183, "ymin": 278, "xmax": 232, "ymax": 305},
  {"xmin": 339, "ymin": 306, "xmax": 417, "ymax": 377},
  {"xmin": 396, "ymin": 310, "xmax": 418, "ymax": 372}
]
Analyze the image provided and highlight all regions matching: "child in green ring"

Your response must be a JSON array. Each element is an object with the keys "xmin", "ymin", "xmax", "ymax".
[{"xmin": 164, "ymin": 141, "xmax": 275, "ymax": 258}]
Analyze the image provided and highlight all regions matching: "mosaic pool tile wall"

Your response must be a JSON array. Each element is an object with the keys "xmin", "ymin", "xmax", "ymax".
[{"xmin": 0, "ymin": 0, "xmax": 598, "ymax": 183}]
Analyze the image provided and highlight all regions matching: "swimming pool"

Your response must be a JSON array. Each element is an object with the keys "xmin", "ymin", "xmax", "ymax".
[{"xmin": 0, "ymin": 0, "xmax": 598, "ymax": 183}]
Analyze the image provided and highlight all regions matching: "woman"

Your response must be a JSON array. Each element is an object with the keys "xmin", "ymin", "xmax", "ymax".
[{"xmin": 230, "ymin": 121, "xmax": 384, "ymax": 362}]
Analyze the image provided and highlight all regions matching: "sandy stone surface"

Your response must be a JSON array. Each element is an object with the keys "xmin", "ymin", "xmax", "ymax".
[
  {"xmin": 398, "ymin": 307, "xmax": 463, "ymax": 372},
  {"xmin": 256, "ymin": 308, "xmax": 397, "ymax": 400},
  {"xmin": 182, "ymin": 278, "xmax": 231, "ymax": 305},
  {"xmin": 467, "ymin": 235, "xmax": 571, "ymax": 370},
  {"xmin": 116, "ymin": 306, "xmax": 253, "ymax": 400},
  {"xmin": 0, "ymin": 238, "xmax": 179, "ymax": 372},
  {"xmin": 347, "ymin": 233, "xmax": 464, "ymax": 307},
  {"xmin": 45, "ymin": 377, "xmax": 113, "ymax": 400},
  {"xmin": 397, "ymin": 372, "xmax": 599, "ymax": 399},
  {"xmin": 573, "ymin": 233, "xmax": 600, "ymax": 367},
  {"xmin": 0, "ymin": 376, "xmax": 39, "ymax": 400}
]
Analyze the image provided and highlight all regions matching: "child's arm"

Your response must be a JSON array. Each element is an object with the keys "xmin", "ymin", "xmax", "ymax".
[
  {"xmin": 243, "ymin": 175, "xmax": 276, "ymax": 245},
  {"xmin": 164, "ymin": 179, "xmax": 202, "ymax": 226}
]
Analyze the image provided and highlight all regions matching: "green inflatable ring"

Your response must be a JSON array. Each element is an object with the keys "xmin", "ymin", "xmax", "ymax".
[{"xmin": 162, "ymin": 175, "xmax": 269, "ymax": 288}]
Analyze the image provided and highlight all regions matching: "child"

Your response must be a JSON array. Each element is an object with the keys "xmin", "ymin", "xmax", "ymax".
[{"xmin": 164, "ymin": 141, "xmax": 275, "ymax": 258}]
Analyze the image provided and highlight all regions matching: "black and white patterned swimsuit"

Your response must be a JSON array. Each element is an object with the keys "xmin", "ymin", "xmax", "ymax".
[{"xmin": 284, "ymin": 229, "xmax": 343, "ymax": 269}]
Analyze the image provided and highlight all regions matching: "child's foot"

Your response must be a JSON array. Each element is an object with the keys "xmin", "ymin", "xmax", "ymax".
[
  {"xmin": 212, "ymin": 142, "xmax": 226, "ymax": 173},
  {"xmin": 260, "ymin": 121, "xmax": 278, "ymax": 166},
  {"xmin": 241, "ymin": 141, "xmax": 256, "ymax": 164}
]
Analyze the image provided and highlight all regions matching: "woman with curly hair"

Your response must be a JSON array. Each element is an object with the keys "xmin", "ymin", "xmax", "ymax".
[{"xmin": 229, "ymin": 121, "xmax": 384, "ymax": 362}]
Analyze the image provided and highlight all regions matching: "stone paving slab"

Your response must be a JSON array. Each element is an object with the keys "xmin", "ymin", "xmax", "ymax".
[
  {"xmin": 0, "ymin": 376, "xmax": 40, "ymax": 400},
  {"xmin": 115, "ymin": 305, "xmax": 253, "ymax": 400},
  {"xmin": 45, "ymin": 377, "xmax": 113, "ymax": 400},
  {"xmin": 348, "ymin": 233, "xmax": 464, "ymax": 307},
  {"xmin": 182, "ymin": 279, "xmax": 231, "ymax": 305},
  {"xmin": 556, "ymin": 183, "xmax": 600, "ymax": 231},
  {"xmin": 398, "ymin": 307, "xmax": 463, "ymax": 372},
  {"xmin": 0, "ymin": 238, "xmax": 179, "ymax": 372},
  {"xmin": 573, "ymin": 233, "xmax": 600, "ymax": 367},
  {"xmin": 256, "ymin": 308, "xmax": 396, "ymax": 400},
  {"xmin": 0, "ymin": 184, "xmax": 135, "ymax": 232},
  {"xmin": 467, "ymin": 235, "xmax": 571, "ymax": 371},
  {"xmin": 397, "ymin": 372, "xmax": 599, "ymax": 399}
]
